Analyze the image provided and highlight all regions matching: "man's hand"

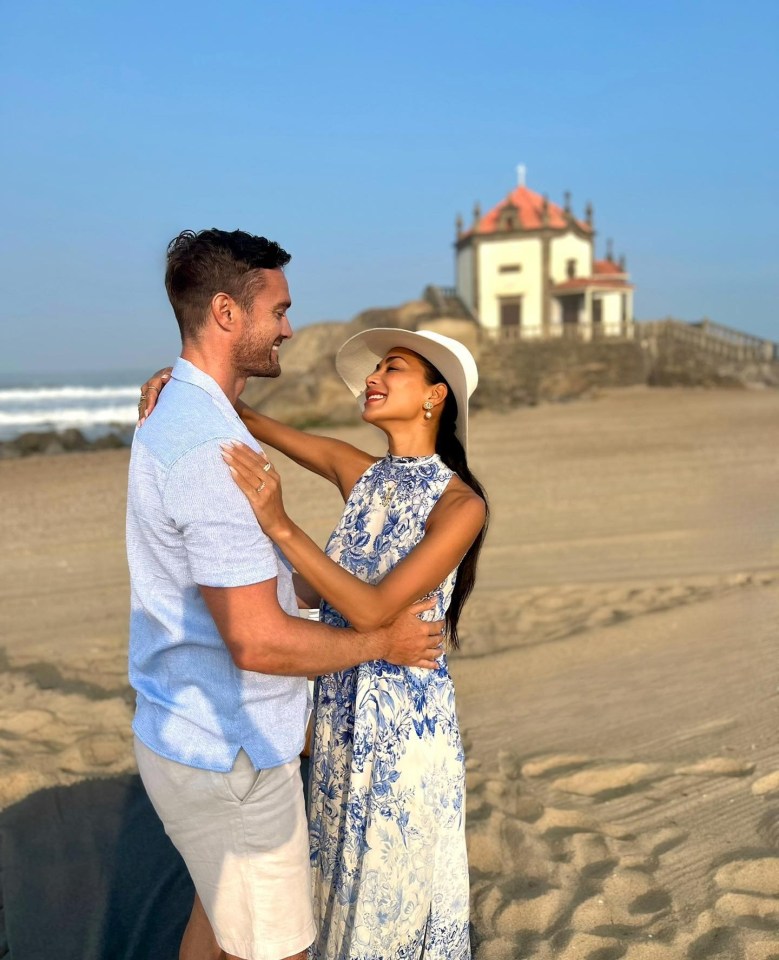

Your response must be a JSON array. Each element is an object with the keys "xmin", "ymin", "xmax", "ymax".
[{"xmin": 375, "ymin": 599, "xmax": 445, "ymax": 669}]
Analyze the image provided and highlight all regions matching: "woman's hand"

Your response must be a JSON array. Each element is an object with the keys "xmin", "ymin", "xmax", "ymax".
[
  {"xmin": 138, "ymin": 367, "xmax": 173, "ymax": 424},
  {"xmin": 220, "ymin": 443, "xmax": 292, "ymax": 541}
]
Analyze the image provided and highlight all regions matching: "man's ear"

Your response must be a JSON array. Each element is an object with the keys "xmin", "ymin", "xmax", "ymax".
[{"xmin": 210, "ymin": 293, "xmax": 238, "ymax": 333}]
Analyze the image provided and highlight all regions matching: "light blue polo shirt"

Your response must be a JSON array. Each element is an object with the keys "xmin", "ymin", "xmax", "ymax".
[{"xmin": 126, "ymin": 358, "xmax": 309, "ymax": 772}]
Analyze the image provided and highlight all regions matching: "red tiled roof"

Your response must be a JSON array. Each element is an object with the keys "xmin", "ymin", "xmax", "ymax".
[
  {"xmin": 552, "ymin": 277, "xmax": 632, "ymax": 291},
  {"xmin": 593, "ymin": 258, "xmax": 623, "ymax": 275},
  {"xmin": 465, "ymin": 185, "xmax": 592, "ymax": 237}
]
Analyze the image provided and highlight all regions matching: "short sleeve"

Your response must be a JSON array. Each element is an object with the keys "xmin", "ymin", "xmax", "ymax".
[{"xmin": 163, "ymin": 438, "xmax": 278, "ymax": 588}]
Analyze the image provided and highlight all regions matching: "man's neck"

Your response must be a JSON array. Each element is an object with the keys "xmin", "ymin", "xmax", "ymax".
[{"xmin": 180, "ymin": 344, "xmax": 246, "ymax": 405}]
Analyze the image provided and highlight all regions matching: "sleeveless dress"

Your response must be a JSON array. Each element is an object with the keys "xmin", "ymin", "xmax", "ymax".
[{"xmin": 308, "ymin": 452, "xmax": 471, "ymax": 960}]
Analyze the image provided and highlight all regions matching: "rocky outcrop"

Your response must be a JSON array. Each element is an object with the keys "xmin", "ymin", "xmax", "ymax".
[{"xmin": 0, "ymin": 429, "xmax": 127, "ymax": 459}]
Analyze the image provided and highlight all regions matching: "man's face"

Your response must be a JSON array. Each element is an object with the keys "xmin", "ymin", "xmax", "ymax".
[{"xmin": 232, "ymin": 269, "xmax": 292, "ymax": 379}]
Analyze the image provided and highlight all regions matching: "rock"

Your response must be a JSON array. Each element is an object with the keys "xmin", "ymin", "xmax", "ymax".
[
  {"xmin": 16, "ymin": 430, "xmax": 59, "ymax": 455},
  {"xmin": 59, "ymin": 428, "xmax": 89, "ymax": 451},
  {"xmin": 91, "ymin": 432, "xmax": 125, "ymax": 450},
  {"xmin": 0, "ymin": 427, "xmax": 128, "ymax": 458}
]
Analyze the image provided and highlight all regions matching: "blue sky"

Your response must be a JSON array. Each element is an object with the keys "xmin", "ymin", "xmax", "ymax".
[{"xmin": 1, "ymin": 0, "xmax": 777, "ymax": 375}]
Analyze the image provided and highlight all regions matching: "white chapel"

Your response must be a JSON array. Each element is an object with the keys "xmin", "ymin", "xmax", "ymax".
[{"xmin": 454, "ymin": 172, "xmax": 634, "ymax": 341}]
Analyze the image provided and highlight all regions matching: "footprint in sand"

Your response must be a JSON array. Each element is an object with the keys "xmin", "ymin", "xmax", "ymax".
[
  {"xmin": 677, "ymin": 856, "xmax": 779, "ymax": 958},
  {"xmin": 471, "ymin": 745, "xmax": 779, "ymax": 958},
  {"xmin": 522, "ymin": 754, "xmax": 593, "ymax": 779},
  {"xmin": 752, "ymin": 770, "xmax": 779, "ymax": 798},
  {"xmin": 551, "ymin": 763, "xmax": 664, "ymax": 800},
  {"xmin": 713, "ymin": 856, "xmax": 779, "ymax": 930},
  {"xmin": 675, "ymin": 757, "xmax": 756, "ymax": 778},
  {"xmin": 468, "ymin": 753, "xmax": 681, "ymax": 959}
]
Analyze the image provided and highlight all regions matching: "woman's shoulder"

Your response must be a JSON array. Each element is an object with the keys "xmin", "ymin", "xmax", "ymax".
[
  {"xmin": 435, "ymin": 473, "xmax": 486, "ymax": 518},
  {"xmin": 334, "ymin": 449, "xmax": 383, "ymax": 500}
]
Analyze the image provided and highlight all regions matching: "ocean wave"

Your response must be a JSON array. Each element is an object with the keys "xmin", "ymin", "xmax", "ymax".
[
  {"xmin": 0, "ymin": 404, "xmax": 139, "ymax": 428},
  {"xmin": 0, "ymin": 385, "xmax": 140, "ymax": 403}
]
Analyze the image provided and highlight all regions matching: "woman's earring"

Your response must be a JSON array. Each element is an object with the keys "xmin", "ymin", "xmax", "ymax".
[{"xmin": 423, "ymin": 401, "xmax": 434, "ymax": 420}]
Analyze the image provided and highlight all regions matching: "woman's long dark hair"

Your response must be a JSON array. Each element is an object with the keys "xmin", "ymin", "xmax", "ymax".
[{"xmin": 420, "ymin": 356, "xmax": 489, "ymax": 650}]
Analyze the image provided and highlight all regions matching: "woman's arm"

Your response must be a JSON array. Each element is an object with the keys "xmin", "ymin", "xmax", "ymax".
[
  {"xmin": 222, "ymin": 444, "xmax": 486, "ymax": 633},
  {"xmin": 236, "ymin": 401, "xmax": 375, "ymax": 498},
  {"xmin": 135, "ymin": 368, "xmax": 374, "ymax": 499}
]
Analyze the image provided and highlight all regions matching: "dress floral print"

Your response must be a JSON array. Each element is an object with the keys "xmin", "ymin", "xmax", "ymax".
[{"xmin": 308, "ymin": 453, "xmax": 470, "ymax": 960}]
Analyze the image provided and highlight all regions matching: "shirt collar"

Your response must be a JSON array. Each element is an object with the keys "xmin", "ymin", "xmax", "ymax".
[{"xmin": 171, "ymin": 357, "xmax": 241, "ymax": 421}]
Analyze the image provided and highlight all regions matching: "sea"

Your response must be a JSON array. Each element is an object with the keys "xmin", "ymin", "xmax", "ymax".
[{"xmin": 0, "ymin": 369, "xmax": 150, "ymax": 444}]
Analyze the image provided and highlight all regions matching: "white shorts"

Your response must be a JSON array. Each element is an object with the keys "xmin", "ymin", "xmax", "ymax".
[{"xmin": 134, "ymin": 737, "xmax": 315, "ymax": 960}]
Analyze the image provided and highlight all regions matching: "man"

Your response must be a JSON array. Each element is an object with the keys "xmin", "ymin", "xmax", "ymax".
[{"xmin": 127, "ymin": 229, "xmax": 442, "ymax": 960}]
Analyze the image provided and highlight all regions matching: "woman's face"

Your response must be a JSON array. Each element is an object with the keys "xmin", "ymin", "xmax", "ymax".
[{"xmin": 362, "ymin": 347, "xmax": 437, "ymax": 428}]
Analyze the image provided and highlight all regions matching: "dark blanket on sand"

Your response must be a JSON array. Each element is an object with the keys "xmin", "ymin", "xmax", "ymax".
[{"xmin": 0, "ymin": 759, "xmax": 310, "ymax": 960}]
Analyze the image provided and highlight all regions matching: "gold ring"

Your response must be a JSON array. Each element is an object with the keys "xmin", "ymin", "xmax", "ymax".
[
  {"xmin": 256, "ymin": 481, "xmax": 266, "ymax": 493},
  {"xmin": 139, "ymin": 393, "xmax": 148, "ymax": 400},
  {"xmin": 147, "ymin": 385, "xmax": 160, "ymax": 394},
  {"xmin": 262, "ymin": 462, "xmax": 272, "ymax": 473}
]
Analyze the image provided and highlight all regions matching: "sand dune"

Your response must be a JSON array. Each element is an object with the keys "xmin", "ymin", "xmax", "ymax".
[{"xmin": 0, "ymin": 386, "xmax": 777, "ymax": 957}]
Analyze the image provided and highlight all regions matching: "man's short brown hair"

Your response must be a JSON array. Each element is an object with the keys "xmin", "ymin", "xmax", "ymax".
[{"xmin": 165, "ymin": 229, "xmax": 291, "ymax": 342}]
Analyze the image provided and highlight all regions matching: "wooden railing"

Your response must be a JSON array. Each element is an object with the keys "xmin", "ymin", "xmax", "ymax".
[{"xmin": 638, "ymin": 318, "xmax": 777, "ymax": 363}]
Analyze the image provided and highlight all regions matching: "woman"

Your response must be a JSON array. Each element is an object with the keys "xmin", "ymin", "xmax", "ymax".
[{"xmin": 143, "ymin": 328, "xmax": 487, "ymax": 960}]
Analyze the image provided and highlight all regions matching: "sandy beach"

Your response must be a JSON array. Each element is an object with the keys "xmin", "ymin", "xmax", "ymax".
[{"xmin": 1, "ymin": 386, "xmax": 778, "ymax": 958}]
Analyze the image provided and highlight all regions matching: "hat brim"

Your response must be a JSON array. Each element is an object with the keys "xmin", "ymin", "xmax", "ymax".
[{"xmin": 335, "ymin": 328, "xmax": 478, "ymax": 452}]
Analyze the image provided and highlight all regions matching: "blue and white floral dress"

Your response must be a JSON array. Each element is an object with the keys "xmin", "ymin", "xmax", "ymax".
[{"xmin": 308, "ymin": 452, "xmax": 470, "ymax": 960}]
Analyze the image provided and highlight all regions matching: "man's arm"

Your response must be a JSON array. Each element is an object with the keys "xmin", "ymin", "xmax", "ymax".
[
  {"xmin": 200, "ymin": 579, "xmax": 443, "ymax": 675},
  {"xmin": 163, "ymin": 440, "xmax": 442, "ymax": 673}
]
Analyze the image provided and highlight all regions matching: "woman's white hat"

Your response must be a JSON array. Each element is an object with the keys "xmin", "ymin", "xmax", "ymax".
[{"xmin": 335, "ymin": 328, "xmax": 478, "ymax": 451}]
